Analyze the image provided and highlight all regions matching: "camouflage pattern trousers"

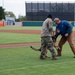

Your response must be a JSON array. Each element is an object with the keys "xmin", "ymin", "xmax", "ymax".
[{"xmin": 41, "ymin": 36, "xmax": 56, "ymax": 57}]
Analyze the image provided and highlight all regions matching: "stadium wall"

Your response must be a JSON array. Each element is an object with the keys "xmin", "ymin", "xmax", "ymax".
[
  {"xmin": 22, "ymin": 21, "xmax": 43, "ymax": 26},
  {"xmin": 22, "ymin": 21, "xmax": 75, "ymax": 26}
]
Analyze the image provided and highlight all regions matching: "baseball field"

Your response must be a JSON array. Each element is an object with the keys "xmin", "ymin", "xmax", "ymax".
[{"xmin": 0, "ymin": 26, "xmax": 75, "ymax": 75}]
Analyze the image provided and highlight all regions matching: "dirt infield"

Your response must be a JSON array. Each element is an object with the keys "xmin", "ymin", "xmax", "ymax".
[
  {"xmin": 0, "ymin": 30, "xmax": 75, "ymax": 48},
  {"xmin": 0, "ymin": 30, "xmax": 41, "ymax": 34},
  {"xmin": 0, "ymin": 42, "xmax": 41, "ymax": 48}
]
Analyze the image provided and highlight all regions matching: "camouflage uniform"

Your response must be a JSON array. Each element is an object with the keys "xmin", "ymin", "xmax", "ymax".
[{"xmin": 40, "ymin": 18, "xmax": 57, "ymax": 59}]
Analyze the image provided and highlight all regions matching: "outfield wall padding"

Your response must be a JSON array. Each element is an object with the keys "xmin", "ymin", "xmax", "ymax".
[
  {"xmin": 22, "ymin": 21, "xmax": 75, "ymax": 26},
  {"xmin": 22, "ymin": 21, "xmax": 43, "ymax": 26}
]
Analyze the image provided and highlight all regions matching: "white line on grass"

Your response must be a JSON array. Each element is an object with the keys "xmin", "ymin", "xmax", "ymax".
[{"xmin": 0, "ymin": 60, "xmax": 75, "ymax": 72}]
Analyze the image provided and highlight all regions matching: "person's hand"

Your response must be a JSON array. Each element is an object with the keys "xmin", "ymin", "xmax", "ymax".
[
  {"xmin": 65, "ymin": 33, "xmax": 68, "ymax": 37},
  {"xmin": 57, "ymin": 29, "xmax": 60, "ymax": 33},
  {"xmin": 52, "ymin": 36, "xmax": 56, "ymax": 42}
]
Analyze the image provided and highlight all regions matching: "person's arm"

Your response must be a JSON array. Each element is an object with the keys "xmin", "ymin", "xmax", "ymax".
[
  {"xmin": 64, "ymin": 21, "xmax": 73, "ymax": 37},
  {"xmin": 52, "ymin": 26, "xmax": 60, "ymax": 42},
  {"xmin": 48, "ymin": 19, "xmax": 53, "ymax": 32},
  {"xmin": 55, "ymin": 26, "xmax": 60, "ymax": 38}
]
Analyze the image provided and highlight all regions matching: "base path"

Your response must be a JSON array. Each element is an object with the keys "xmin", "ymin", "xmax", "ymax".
[
  {"xmin": 0, "ymin": 30, "xmax": 41, "ymax": 34},
  {"xmin": 0, "ymin": 42, "xmax": 41, "ymax": 48},
  {"xmin": 0, "ymin": 30, "xmax": 75, "ymax": 48}
]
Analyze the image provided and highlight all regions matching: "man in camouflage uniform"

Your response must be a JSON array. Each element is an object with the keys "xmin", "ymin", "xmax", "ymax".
[{"xmin": 40, "ymin": 14, "xmax": 57, "ymax": 60}]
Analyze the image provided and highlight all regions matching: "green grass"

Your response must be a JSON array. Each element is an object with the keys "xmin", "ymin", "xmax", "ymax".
[
  {"xmin": 0, "ymin": 44, "xmax": 75, "ymax": 75},
  {"xmin": 0, "ymin": 26, "xmax": 42, "ymax": 30},
  {"xmin": 0, "ymin": 32, "xmax": 40, "ymax": 44},
  {"xmin": 0, "ymin": 26, "xmax": 75, "ymax": 75}
]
